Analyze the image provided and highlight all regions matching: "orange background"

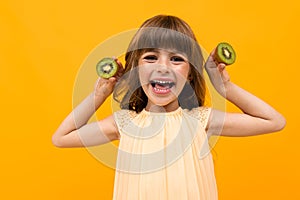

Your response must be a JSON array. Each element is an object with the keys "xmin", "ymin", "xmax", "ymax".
[{"xmin": 0, "ymin": 0, "xmax": 299, "ymax": 199}]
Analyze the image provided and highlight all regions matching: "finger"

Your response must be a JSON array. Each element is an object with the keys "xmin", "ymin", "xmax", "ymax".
[
  {"xmin": 115, "ymin": 73, "xmax": 123, "ymax": 80},
  {"xmin": 205, "ymin": 55, "xmax": 218, "ymax": 69},
  {"xmin": 106, "ymin": 77, "xmax": 117, "ymax": 91},
  {"xmin": 113, "ymin": 57, "xmax": 125, "ymax": 76},
  {"xmin": 218, "ymin": 63, "xmax": 226, "ymax": 72},
  {"xmin": 113, "ymin": 57, "xmax": 124, "ymax": 68},
  {"xmin": 94, "ymin": 77, "xmax": 105, "ymax": 91},
  {"xmin": 94, "ymin": 77, "xmax": 101, "ymax": 87},
  {"xmin": 117, "ymin": 65, "xmax": 124, "ymax": 75},
  {"xmin": 207, "ymin": 49, "xmax": 219, "ymax": 65},
  {"xmin": 108, "ymin": 77, "xmax": 117, "ymax": 83},
  {"xmin": 209, "ymin": 48, "xmax": 217, "ymax": 57}
]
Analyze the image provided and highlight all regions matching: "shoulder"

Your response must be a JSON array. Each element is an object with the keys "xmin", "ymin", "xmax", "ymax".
[
  {"xmin": 184, "ymin": 106, "xmax": 211, "ymax": 119},
  {"xmin": 183, "ymin": 106, "xmax": 212, "ymax": 129},
  {"xmin": 113, "ymin": 109, "xmax": 138, "ymax": 131}
]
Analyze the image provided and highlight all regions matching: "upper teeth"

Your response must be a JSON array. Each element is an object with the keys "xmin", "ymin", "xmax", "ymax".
[{"xmin": 151, "ymin": 80, "xmax": 173, "ymax": 84}]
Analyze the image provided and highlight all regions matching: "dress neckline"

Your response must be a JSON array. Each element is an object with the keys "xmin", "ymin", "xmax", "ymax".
[{"xmin": 141, "ymin": 107, "xmax": 182, "ymax": 116}]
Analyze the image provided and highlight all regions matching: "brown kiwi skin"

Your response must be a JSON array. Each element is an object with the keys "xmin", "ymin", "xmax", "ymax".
[{"xmin": 214, "ymin": 42, "xmax": 236, "ymax": 65}]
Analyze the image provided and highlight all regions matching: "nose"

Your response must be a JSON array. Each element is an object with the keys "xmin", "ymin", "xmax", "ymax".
[{"xmin": 156, "ymin": 58, "xmax": 170, "ymax": 73}]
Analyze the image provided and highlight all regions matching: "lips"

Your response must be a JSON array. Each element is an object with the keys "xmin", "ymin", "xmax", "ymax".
[{"xmin": 149, "ymin": 79, "xmax": 175, "ymax": 94}]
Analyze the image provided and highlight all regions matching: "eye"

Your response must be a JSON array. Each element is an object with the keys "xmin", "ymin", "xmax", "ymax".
[
  {"xmin": 144, "ymin": 55, "xmax": 157, "ymax": 60},
  {"xmin": 142, "ymin": 55, "xmax": 157, "ymax": 63},
  {"xmin": 171, "ymin": 56, "xmax": 185, "ymax": 62}
]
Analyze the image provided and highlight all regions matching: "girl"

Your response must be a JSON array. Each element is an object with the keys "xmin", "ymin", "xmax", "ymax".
[{"xmin": 52, "ymin": 15, "xmax": 286, "ymax": 199}]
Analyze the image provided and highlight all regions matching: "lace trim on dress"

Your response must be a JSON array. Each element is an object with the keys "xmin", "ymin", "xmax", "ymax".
[
  {"xmin": 113, "ymin": 109, "xmax": 137, "ymax": 131},
  {"xmin": 114, "ymin": 107, "xmax": 211, "ymax": 131},
  {"xmin": 184, "ymin": 106, "xmax": 211, "ymax": 129}
]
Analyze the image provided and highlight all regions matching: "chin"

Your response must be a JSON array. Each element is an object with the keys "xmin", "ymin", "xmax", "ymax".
[{"xmin": 148, "ymin": 95, "xmax": 178, "ymax": 108}]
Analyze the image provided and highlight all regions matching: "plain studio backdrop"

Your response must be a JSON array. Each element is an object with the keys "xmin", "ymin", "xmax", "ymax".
[{"xmin": 0, "ymin": 0, "xmax": 298, "ymax": 199}]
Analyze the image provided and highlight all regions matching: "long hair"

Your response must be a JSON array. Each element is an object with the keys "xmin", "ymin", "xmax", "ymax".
[{"xmin": 113, "ymin": 15, "xmax": 206, "ymax": 113}]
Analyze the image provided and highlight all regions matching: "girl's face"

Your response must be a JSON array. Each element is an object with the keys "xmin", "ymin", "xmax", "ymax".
[{"xmin": 138, "ymin": 49, "xmax": 190, "ymax": 112}]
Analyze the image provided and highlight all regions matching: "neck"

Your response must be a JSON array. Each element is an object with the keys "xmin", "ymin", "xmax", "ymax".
[{"xmin": 145, "ymin": 102, "xmax": 180, "ymax": 113}]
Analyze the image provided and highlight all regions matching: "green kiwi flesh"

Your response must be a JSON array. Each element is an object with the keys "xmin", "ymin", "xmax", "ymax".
[
  {"xmin": 215, "ymin": 42, "xmax": 236, "ymax": 65},
  {"xmin": 96, "ymin": 57, "xmax": 118, "ymax": 78}
]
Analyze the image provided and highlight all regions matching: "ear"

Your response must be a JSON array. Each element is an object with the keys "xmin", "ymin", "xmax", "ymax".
[
  {"xmin": 188, "ymin": 73, "xmax": 193, "ymax": 81},
  {"xmin": 187, "ymin": 65, "xmax": 193, "ymax": 80}
]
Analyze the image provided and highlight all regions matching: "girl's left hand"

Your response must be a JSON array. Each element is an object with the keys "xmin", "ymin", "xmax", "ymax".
[{"xmin": 204, "ymin": 49, "xmax": 231, "ymax": 97}]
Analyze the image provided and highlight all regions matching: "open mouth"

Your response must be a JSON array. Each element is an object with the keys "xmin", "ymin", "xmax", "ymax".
[{"xmin": 149, "ymin": 80, "xmax": 175, "ymax": 94}]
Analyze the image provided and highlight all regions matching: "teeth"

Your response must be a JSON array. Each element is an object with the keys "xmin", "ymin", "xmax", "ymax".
[
  {"xmin": 153, "ymin": 87, "xmax": 170, "ymax": 93},
  {"xmin": 150, "ymin": 80, "xmax": 173, "ymax": 84},
  {"xmin": 149, "ymin": 80, "xmax": 175, "ymax": 90},
  {"xmin": 153, "ymin": 87, "xmax": 169, "ymax": 92}
]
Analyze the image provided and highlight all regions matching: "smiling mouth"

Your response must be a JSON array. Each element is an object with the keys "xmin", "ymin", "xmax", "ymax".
[{"xmin": 149, "ymin": 80, "xmax": 175, "ymax": 94}]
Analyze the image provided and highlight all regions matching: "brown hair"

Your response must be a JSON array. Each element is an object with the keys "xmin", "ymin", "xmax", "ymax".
[{"xmin": 113, "ymin": 15, "xmax": 206, "ymax": 113}]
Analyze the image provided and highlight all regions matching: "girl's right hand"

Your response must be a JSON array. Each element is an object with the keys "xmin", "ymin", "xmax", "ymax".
[
  {"xmin": 94, "ymin": 58, "xmax": 124, "ymax": 98},
  {"xmin": 204, "ymin": 49, "xmax": 231, "ymax": 97}
]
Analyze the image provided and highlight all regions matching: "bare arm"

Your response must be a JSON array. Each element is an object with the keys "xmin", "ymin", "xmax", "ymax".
[
  {"xmin": 52, "ymin": 59, "xmax": 123, "ymax": 147},
  {"xmin": 205, "ymin": 49, "xmax": 286, "ymax": 137}
]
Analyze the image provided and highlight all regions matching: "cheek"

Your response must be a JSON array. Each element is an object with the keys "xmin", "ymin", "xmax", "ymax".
[
  {"xmin": 138, "ymin": 66, "xmax": 150, "ymax": 86},
  {"xmin": 175, "ymin": 66, "xmax": 190, "ymax": 82}
]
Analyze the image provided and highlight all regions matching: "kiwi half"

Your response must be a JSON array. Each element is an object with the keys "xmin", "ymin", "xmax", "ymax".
[
  {"xmin": 96, "ymin": 57, "xmax": 119, "ymax": 78},
  {"xmin": 215, "ymin": 42, "xmax": 236, "ymax": 65}
]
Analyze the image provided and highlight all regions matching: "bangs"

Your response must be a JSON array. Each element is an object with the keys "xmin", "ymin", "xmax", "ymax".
[{"xmin": 127, "ymin": 27, "xmax": 202, "ymax": 66}]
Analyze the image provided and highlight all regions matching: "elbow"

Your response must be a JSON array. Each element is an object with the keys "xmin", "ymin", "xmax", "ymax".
[
  {"xmin": 277, "ymin": 115, "xmax": 286, "ymax": 131},
  {"xmin": 273, "ymin": 114, "xmax": 286, "ymax": 132},
  {"xmin": 52, "ymin": 135, "xmax": 64, "ymax": 148}
]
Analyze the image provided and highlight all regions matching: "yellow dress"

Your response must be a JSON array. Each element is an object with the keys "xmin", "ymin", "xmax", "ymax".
[{"xmin": 113, "ymin": 107, "xmax": 218, "ymax": 200}]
